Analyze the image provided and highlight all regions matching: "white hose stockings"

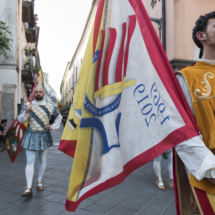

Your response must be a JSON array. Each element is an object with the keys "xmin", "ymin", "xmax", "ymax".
[
  {"xmin": 153, "ymin": 155, "xmax": 162, "ymax": 181},
  {"xmin": 25, "ymin": 149, "xmax": 48, "ymax": 189},
  {"xmin": 38, "ymin": 149, "xmax": 48, "ymax": 183},
  {"xmin": 167, "ymin": 151, "xmax": 173, "ymax": 179},
  {"xmin": 153, "ymin": 150, "xmax": 173, "ymax": 182}
]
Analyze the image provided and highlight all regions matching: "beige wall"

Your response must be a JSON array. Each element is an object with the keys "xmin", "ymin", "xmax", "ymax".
[
  {"xmin": 142, "ymin": 0, "xmax": 162, "ymax": 38},
  {"xmin": 174, "ymin": 0, "xmax": 214, "ymax": 60},
  {"xmin": 165, "ymin": 0, "xmax": 174, "ymax": 60},
  {"xmin": 141, "ymin": 0, "xmax": 174, "ymax": 60},
  {"xmin": 142, "ymin": 0, "xmax": 214, "ymax": 61}
]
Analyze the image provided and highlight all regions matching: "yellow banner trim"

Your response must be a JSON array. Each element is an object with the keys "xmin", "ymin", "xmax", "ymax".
[
  {"xmin": 100, "ymin": 79, "xmax": 136, "ymax": 99},
  {"xmin": 94, "ymin": 77, "xmax": 126, "ymax": 99},
  {"xmin": 94, "ymin": 77, "xmax": 136, "ymax": 99}
]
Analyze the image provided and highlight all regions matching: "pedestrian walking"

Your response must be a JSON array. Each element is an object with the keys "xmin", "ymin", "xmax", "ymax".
[
  {"xmin": 0, "ymin": 119, "xmax": 7, "ymax": 145},
  {"xmin": 18, "ymin": 87, "xmax": 62, "ymax": 197},
  {"xmin": 153, "ymin": 149, "xmax": 174, "ymax": 190}
]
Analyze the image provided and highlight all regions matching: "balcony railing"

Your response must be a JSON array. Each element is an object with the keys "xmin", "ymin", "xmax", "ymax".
[
  {"xmin": 21, "ymin": 50, "xmax": 35, "ymax": 84},
  {"xmin": 22, "ymin": 0, "xmax": 34, "ymax": 23},
  {"xmin": 26, "ymin": 21, "xmax": 37, "ymax": 43}
]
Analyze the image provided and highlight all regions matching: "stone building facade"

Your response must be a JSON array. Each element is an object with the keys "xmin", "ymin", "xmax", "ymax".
[
  {"xmin": 60, "ymin": 0, "xmax": 98, "ymax": 108},
  {"xmin": 0, "ymin": 0, "xmax": 40, "ymax": 130},
  {"xmin": 60, "ymin": 62, "xmax": 72, "ymax": 109},
  {"xmin": 43, "ymin": 72, "xmax": 57, "ymax": 106}
]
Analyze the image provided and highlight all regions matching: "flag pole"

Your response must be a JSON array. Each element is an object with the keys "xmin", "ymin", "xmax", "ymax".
[{"xmin": 29, "ymin": 72, "xmax": 40, "ymax": 107}]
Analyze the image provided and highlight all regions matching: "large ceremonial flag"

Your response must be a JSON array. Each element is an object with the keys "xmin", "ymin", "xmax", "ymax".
[{"xmin": 59, "ymin": 0, "xmax": 201, "ymax": 212}]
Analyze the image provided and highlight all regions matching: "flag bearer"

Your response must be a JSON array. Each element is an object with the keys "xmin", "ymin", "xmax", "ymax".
[
  {"xmin": 175, "ymin": 11, "xmax": 215, "ymax": 214},
  {"xmin": 18, "ymin": 87, "xmax": 62, "ymax": 196}
]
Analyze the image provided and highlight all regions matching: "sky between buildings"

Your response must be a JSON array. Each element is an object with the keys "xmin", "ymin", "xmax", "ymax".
[{"xmin": 35, "ymin": 0, "xmax": 93, "ymax": 98}]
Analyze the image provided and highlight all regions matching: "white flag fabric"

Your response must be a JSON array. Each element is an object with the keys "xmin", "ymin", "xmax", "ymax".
[{"xmin": 62, "ymin": 0, "xmax": 199, "ymax": 211}]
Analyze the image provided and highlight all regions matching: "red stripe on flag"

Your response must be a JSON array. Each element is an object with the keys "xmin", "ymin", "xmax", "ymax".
[
  {"xmin": 93, "ymin": 0, "xmax": 105, "ymax": 55},
  {"xmin": 95, "ymin": 30, "xmax": 106, "ymax": 92},
  {"xmin": 173, "ymin": 148, "xmax": 181, "ymax": 215},
  {"xmin": 30, "ymin": 74, "xmax": 39, "ymax": 103},
  {"xmin": 194, "ymin": 187, "xmax": 215, "ymax": 215},
  {"xmin": 58, "ymin": 140, "xmax": 77, "ymax": 158},
  {"xmin": 115, "ymin": 23, "xmax": 127, "ymax": 83},
  {"xmin": 20, "ymin": 123, "xmax": 27, "ymax": 131},
  {"xmin": 103, "ymin": 28, "xmax": 117, "ymax": 87},
  {"xmin": 124, "ymin": 15, "xmax": 136, "ymax": 77}
]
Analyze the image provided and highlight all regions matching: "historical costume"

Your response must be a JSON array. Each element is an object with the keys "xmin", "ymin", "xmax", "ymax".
[
  {"xmin": 18, "ymin": 98, "xmax": 62, "ymax": 196},
  {"xmin": 175, "ymin": 60, "xmax": 215, "ymax": 214}
]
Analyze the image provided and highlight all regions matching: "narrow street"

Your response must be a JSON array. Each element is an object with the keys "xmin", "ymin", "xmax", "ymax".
[{"xmin": 0, "ymin": 125, "xmax": 176, "ymax": 215}]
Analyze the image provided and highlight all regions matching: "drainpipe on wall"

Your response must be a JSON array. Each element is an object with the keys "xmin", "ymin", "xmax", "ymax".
[
  {"xmin": 162, "ymin": 0, "xmax": 166, "ymax": 52},
  {"xmin": 19, "ymin": 0, "xmax": 22, "ymax": 108}
]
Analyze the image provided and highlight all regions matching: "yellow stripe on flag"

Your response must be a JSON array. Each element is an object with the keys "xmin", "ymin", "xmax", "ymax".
[
  {"xmin": 100, "ymin": 79, "xmax": 136, "ymax": 99},
  {"xmin": 191, "ymin": 186, "xmax": 204, "ymax": 215},
  {"xmin": 66, "ymin": 6, "xmax": 105, "ymax": 203},
  {"xmin": 94, "ymin": 77, "xmax": 136, "ymax": 99},
  {"xmin": 207, "ymin": 192, "xmax": 215, "ymax": 212}
]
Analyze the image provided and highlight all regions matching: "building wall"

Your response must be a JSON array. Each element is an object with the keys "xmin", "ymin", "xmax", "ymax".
[
  {"xmin": 43, "ymin": 72, "xmax": 57, "ymax": 106},
  {"xmin": 61, "ymin": 52, "xmax": 85, "ymax": 109},
  {"xmin": 165, "ymin": 0, "xmax": 174, "ymax": 60},
  {"xmin": 142, "ymin": 0, "xmax": 214, "ymax": 61},
  {"xmin": 0, "ymin": 0, "xmax": 38, "ymax": 130},
  {"xmin": 0, "ymin": 0, "xmax": 18, "ymax": 130},
  {"xmin": 21, "ymin": 82, "xmax": 28, "ymax": 103},
  {"xmin": 141, "ymin": 0, "xmax": 215, "ymax": 72},
  {"xmin": 0, "ymin": 0, "xmax": 17, "ymax": 65},
  {"xmin": 61, "ymin": 63, "xmax": 72, "ymax": 108},
  {"xmin": 141, "ymin": 0, "xmax": 174, "ymax": 60},
  {"xmin": 60, "ymin": 1, "xmax": 97, "ymax": 108},
  {"xmin": 174, "ymin": 0, "xmax": 214, "ymax": 60}
]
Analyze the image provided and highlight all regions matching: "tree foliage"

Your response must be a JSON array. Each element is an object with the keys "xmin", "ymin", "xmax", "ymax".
[{"xmin": 0, "ymin": 21, "xmax": 12, "ymax": 59}]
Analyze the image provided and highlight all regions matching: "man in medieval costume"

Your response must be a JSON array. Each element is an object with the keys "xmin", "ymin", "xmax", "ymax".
[
  {"xmin": 174, "ymin": 11, "xmax": 215, "ymax": 214},
  {"xmin": 18, "ymin": 87, "xmax": 62, "ymax": 197}
]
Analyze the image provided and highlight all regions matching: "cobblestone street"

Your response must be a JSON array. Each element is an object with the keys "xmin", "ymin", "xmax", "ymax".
[{"xmin": 0, "ymin": 125, "xmax": 176, "ymax": 215}]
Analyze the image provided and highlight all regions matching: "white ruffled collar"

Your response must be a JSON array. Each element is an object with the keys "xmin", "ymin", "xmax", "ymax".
[
  {"xmin": 198, "ymin": 59, "xmax": 215, "ymax": 65},
  {"xmin": 32, "ymin": 99, "xmax": 46, "ymax": 106}
]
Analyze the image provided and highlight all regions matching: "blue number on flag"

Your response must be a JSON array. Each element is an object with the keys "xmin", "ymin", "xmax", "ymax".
[{"xmin": 134, "ymin": 82, "xmax": 170, "ymax": 127}]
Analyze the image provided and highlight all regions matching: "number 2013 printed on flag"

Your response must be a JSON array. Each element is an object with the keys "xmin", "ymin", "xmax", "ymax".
[{"xmin": 134, "ymin": 83, "xmax": 170, "ymax": 127}]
